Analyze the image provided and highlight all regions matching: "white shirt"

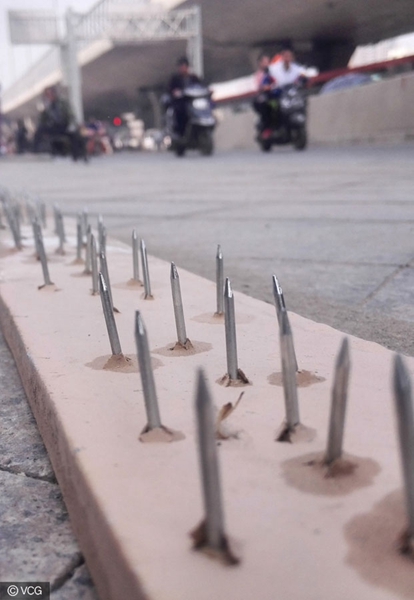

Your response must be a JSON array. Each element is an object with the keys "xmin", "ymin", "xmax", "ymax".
[{"xmin": 269, "ymin": 61, "xmax": 304, "ymax": 88}]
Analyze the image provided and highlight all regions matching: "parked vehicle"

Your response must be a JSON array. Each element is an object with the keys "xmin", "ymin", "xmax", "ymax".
[
  {"xmin": 256, "ymin": 83, "xmax": 307, "ymax": 152},
  {"xmin": 164, "ymin": 85, "xmax": 216, "ymax": 156}
]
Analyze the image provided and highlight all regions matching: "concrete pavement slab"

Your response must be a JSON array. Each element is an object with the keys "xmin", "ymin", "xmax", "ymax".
[{"xmin": 1, "ymin": 220, "xmax": 414, "ymax": 599}]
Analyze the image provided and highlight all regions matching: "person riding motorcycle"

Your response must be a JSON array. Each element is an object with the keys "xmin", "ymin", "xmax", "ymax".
[
  {"xmin": 256, "ymin": 47, "xmax": 306, "ymax": 139},
  {"xmin": 167, "ymin": 57, "xmax": 201, "ymax": 136},
  {"xmin": 253, "ymin": 54, "xmax": 278, "ymax": 135}
]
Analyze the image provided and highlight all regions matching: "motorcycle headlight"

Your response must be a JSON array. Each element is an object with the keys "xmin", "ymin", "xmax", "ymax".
[{"xmin": 193, "ymin": 98, "xmax": 210, "ymax": 110}]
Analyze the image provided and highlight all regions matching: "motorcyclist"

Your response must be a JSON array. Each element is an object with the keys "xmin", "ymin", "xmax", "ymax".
[
  {"xmin": 269, "ymin": 46, "xmax": 306, "ymax": 90},
  {"xmin": 266, "ymin": 46, "xmax": 306, "ymax": 133},
  {"xmin": 253, "ymin": 54, "xmax": 277, "ymax": 136},
  {"xmin": 167, "ymin": 57, "xmax": 201, "ymax": 136},
  {"xmin": 33, "ymin": 86, "xmax": 73, "ymax": 152}
]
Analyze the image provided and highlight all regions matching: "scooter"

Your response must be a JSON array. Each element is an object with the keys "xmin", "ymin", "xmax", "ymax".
[
  {"xmin": 256, "ymin": 83, "xmax": 307, "ymax": 152},
  {"xmin": 165, "ymin": 85, "xmax": 216, "ymax": 157}
]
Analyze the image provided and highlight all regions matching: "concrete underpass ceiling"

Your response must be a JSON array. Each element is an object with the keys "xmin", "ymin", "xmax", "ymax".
[{"xmin": 5, "ymin": 0, "xmax": 414, "ymax": 120}]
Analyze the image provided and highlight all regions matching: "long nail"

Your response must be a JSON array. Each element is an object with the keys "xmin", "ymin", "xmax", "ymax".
[
  {"xmin": 272, "ymin": 275, "xmax": 286, "ymax": 324},
  {"xmin": 280, "ymin": 309, "xmax": 300, "ymax": 429},
  {"xmin": 272, "ymin": 275, "xmax": 298, "ymax": 372},
  {"xmin": 82, "ymin": 208, "xmax": 88, "ymax": 239},
  {"xmin": 325, "ymin": 338, "xmax": 350, "ymax": 464},
  {"xmin": 91, "ymin": 234, "xmax": 99, "ymax": 295},
  {"xmin": 393, "ymin": 354, "xmax": 414, "ymax": 542},
  {"xmin": 140, "ymin": 239, "xmax": 152, "ymax": 298},
  {"xmin": 56, "ymin": 211, "xmax": 65, "ymax": 254},
  {"xmin": 98, "ymin": 214, "xmax": 104, "ymax": 248},
  {"xmin": 99, "ymin": 251, "xmax": 114, "ymax": 310},
  {"xmin": 195, "ymin": 368, "xmax": 225, "ymax": 551},
  {"xmin": 40, "ymin": 202, "xmax": 47, "ymax": 228},
  {"xmin": 100, "ymin": 226, "xmax": 107, "ymax": 256},
  {"xmin": 84, "ymin": 225, "xmax": 92, "ymax": 274},
  {"xmin": 34, "ymin": 221, "xmax": 52, "ymax": 286},
  {"xmin": 76, "ymin": 216, "xmax": 83, "ymax": 261},
  {"xmin": 32, "ymin": 219, "xmax": 40, "ymax": 259},
  {"xmin": 170, "ymin": 262, "xmax": 187, "ymax": 346},
  {"xmin": 99, "ymin": 272, "xmax": 122, "ymax": 355},
  {"xmin": 216, "ymin": 245, "xmax": 224, "ymax": 315},
  {"xmin": 132, "ymin": 229, "xmax": 140, "ymax": 282},
  {"xmin": 224, "ymin": 278, "xmax": 238, "ymax": 380},
  {"xmin": 5, "ymin": 204, "xmax": 22, "ymax": 249},
  {"xmin": 135, "ymin": 311, "xmax": 161, "ymax": 430},
  {"xmin": 53, "ymin": 204, "xmax": 59, "ymax": 234}
]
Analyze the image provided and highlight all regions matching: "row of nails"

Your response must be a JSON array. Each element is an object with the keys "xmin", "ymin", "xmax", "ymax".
[{"xmin": 2, "ymin": 194, "xmax": 414, "ymax": 563}]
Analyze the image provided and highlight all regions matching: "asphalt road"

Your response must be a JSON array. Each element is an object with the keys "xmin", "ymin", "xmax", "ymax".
[{"xmin": 2, "ymin": 144, "xmax": 414, "ymax": 355}]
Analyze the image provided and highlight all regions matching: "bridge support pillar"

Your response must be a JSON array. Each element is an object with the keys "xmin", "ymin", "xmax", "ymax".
[{"xmin": 62, "ymin": 9, "xmax": 84, "ymax": 125}]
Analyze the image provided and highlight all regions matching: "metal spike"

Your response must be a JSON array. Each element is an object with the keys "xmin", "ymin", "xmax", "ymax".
[
  {"xmin": 224, "ymin": 278, "xmax": 239, "ymax": 380},
  {"xmin": 56, "ymin": 211, "xmax": 65, "ymax": 255},
  {"xmin": 53, "ymin": 204, "xmax": 59, "ymax": 234},
  {"xmin": 100, "ymin": 226, "xmax": 107, "ymax": 255},
  {"xmin": 76, "ymin": 215, "xmax": 83, "ymax": 261},
  {"xmin": 84, "ymin": 225, "xmax": 92, "ymax": 274},
  {"xmin": 195, "ymin": 368, "xmax": 226, "ymax": 551},
  {"xmin": 82, "ymin": 207, "xmax": 88, "ymax": 239},
  {"xmin": 39, "ymin": 202, "xmax": 47, "ymax": 228},
  {"xmin": 272, "ymin": 275, "xmax": 298, "ymax": 372},
  {"xmin": 91, "ymin": 234, "xmax": 99, "ymax": 295},
  {"xmin": 135, "ymin": 311, "xmax": 162, "ymax": 430},
  {"xmin": 216, "ymin": 245, "xmax": 224, "ymax": 315},
  {"xmin": 325, "ymin": 338, "xmax": 350, "ymax": 464},
  {"xmin": 32, "ymin": 219, "xmax": 40, "ymax": 260},
  {"xmin": 34, "ymin": 221, "xmax": 52, "ymax": 286},
  {"xmin": 393, "ymin": 354, "xmax": 414, "ymax": 542},
  {"xmin": 5, "ymin": 203, "xmax": 22, "ymax": 250},
  {"xmin": 99, "ymin": 272, "xmax": 122, "ymax": 356},
  {"xmin": 132, "ymin": 229, "xmax": 140, "ymax": 282},
  {"xmin": 170, "ymin": 262, "xmax": 188, "ymax": 346},
  {"xmin": 99, "ymin": 251, "xmax": 114, "ymax": 310},
  {"xmin": 272, "ymin": 275, "xmax": 286, "ymax": 324},
  {"xmin": 280, "ymin": 309, "xmax": 300, "ymax": 429},
  {"xmin": 140, "ymin": 239, "xmax": 152, "ymax": 298}
]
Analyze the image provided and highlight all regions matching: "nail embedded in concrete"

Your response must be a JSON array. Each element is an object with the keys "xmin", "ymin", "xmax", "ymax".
[
  {"xmin": 34, "ymin": 221, "xmax": 53, "ymax": 286},
  {"xmin": 99, "ymin": 250, "xmax": 118, "ymax": 312},
  {"xmin": 56, "ymin": 211, "xmax": 65, "ymax": 255},
  {"xmin": 280, "ymin": 308, "xmax": 300, "ymax": 431},
  {"xmin": 91, "ymin": 234, "xmax": 99, "ymax": 295},
  {"xmin": 76, "ymin": 217, "xmax": 83, "ymax": 261},
  {"xmin": 272, "ymin": 275, "xmax": 299, "ymax": 372},
  {"xmin": 99, "ymin": 272, "xmax": 122, "ymax": 356},
  {"xmin": 325, "ymin": 338, "xmax": 351, "ymax": 465},
  {"xmin": 100, "ymin": 226, "xmax": 107, "ymax": 255},
  {"xmin": 393, "ymin": 354, "xmax": 414, "ymax": 547},
  {"xmin": 195, "ymin": 368, "xmax": 226, "ymax": 552},
  {"xmin": 32, "ymin": 219, "xmax": 40, "ymax": 260},
  {"xmin": 140, "ymin": 239, "xmax": 152, "ymax": 299},
  {"xmin": 216, "ymin": 245, "xmax": 224, "ymax": 315},
  {"xmin": 39, "ymin": 202, "xmax": 47, "ymax": 228},
  {"xmin": 82, "ymin": 207, "xmax": 89, "ymax": 239},
  {"xmin": 135, "ymin": 311, "xmax": 162, "ymax": 430},
  {"xmin": 224, "ymin": 278, "xmax": 238, "ymax": 381},
  {"xmin": 170, "ymin": 262, "xmax": 189, "ymax": 346},
  {"xmin": 132, "ymin": 229, "xmax": 140, "ymax": 282},
  {"xmin": 53, "ymin": 204, "xmax": 59, "ymax": 234},
  {"xmin": 272, "ymin": 275, "xmax": 286, "ymax": 324},
  {"xmin": 84, "ymin": 225, "xmax": 92, "ymax": 274},
  {"xmin": 5, "ymin": 203, "xmax": 22, "ymax": 250}
]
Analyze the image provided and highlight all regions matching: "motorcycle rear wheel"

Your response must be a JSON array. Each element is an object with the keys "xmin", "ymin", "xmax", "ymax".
[
  {"xmin": 260, "ymin": 139, "xmax": 272, "ymax": 152},
  {"xmin": 293, "ymin": 127, "xmax": 307, "ymax": 151},
  {"xmin": 199, "ymin": 130, "xmax": 214, "ymax": 156}
]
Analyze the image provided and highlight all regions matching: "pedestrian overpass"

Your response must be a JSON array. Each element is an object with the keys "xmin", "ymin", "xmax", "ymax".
[{"xmin": 4, "ymin": 0, "xmax": 414, "ymax": 122}]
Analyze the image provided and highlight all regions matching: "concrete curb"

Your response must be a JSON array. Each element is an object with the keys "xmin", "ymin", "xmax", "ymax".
[{"xmin": 0, "ymin": 221, "xmax": 413, "ymax": 600}]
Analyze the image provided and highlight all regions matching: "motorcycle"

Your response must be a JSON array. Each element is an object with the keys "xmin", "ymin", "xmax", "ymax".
[
  {"xmin": 164, "ymin": 85, "xmax": 216, "ymax": 157},
  {"xmin": 256, "ymin": 83, "xmax": 307, "ymax": 152}
]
